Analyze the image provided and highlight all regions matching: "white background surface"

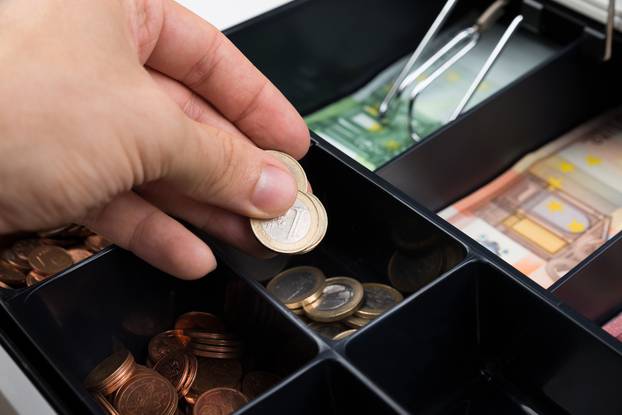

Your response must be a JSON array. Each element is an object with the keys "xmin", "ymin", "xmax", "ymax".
[{"xmin": 0, "ymin": 2, "xmax": 289, "ymax": 414}]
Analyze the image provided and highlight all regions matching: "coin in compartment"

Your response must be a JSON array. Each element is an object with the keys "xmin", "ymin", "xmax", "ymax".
[
  {"xmin": 84, "ymin": 350, "xmax": 135, "ymax": 395},
  {"xmin": 192, "ymin": 387, "xmax": 248, "ymax": 415},
  {"xmin": 0, "ymin": 262, "xmax": 26, "ymax": 286},
  {"xmin": 388, "ymin": 248, "xmax": 445, "ymax": 293},
  {"xmin": 186, "ymin": 358, "xmax": 243, "ymax": 405},
  {"xmin": 148, "ymin": 329, "xmax": 190, "ymax": 364},
  {"xmin": 67, "ymin": 248, "xmax": 92, "ymax": 263},
  {"xmin": 303, "ymin": 277, "xmax": 364, "ymax": 322},
  {"xmin": 11, "ymin": 239, "xmax": 41, "ymax": 261},
  {"xmin": 114, "ymin": 371, "xmax": 178, "ymax": 415},
  {"xmin": 355, "ymin": 283, "xmax": 403, "ymax": 319},
  {"xmin": 153, "ymin": 351, "xmax": 197, "ymax": 396},
  {"xmin": 344, "ymin": 314, "xmax": 372, "ymax": 329},
  {"xmin": 27, "ymin": 245, "xmax": 73, "ymax": 275},
  {"xmin": 267, "ymin": 266, "xmax": 326, "ymax": 309},
  {"xmin": 175, "ymin": 311, "xmax": 226, "ymax": 332},
  {"xmin": 332, "ymin": 329, "xmax": 357, "ymax": 341},
  {"xmin": 85, "ymin": 234, "xmax": 111, "ymax": 252}
]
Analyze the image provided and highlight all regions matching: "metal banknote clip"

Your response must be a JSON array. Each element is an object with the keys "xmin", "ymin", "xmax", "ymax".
[
  {"xmin": 378, "ymin": 0, "xmax": 511, "ymax": 122},
  {"xmin": 407, "ymin": 14, "xmax": 524, "ymax": 141}
]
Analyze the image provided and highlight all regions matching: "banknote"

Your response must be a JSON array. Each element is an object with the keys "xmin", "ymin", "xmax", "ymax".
[
  {"xmin": 305, "ymin": 21, "xmax": 557, "ymax": 170},
  {"xmin": 439, "ymin": 108, "xmax": 622, "ymax": 288}
]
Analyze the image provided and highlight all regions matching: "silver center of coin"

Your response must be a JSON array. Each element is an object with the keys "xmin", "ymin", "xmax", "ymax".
[
  {"xmin": 363, "ymin": 286, "xmax": 397, "ymax": 310},
  {"xmin": 315, "ymin": 284, "xmax": 354, "ymax": 311},
  {"xmin": 272, "ymin": 271, "xmax": 318, "ymax": 302},
  {"xmin": 262, "ymin": 199, "xmax": 311, "ymax": 244}
]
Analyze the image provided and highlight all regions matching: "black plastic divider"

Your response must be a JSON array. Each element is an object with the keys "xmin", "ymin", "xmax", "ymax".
[
  {"xmin": 240, "ymin": 357, "xmax": 404, "ymax": 414},
  {"xmin": 378, "ymin": 38, "xmax": 622, "ymax": 211},
  {"xmin": 345, "ymin": 261, "xmax": 622, "ymax": 415},
  {"xmin": 552, "ymin": 232, "xmax": 622, "ymax": 324},
  {"xmin": 4, "ymin": 248, "xmax": 320, "ymax": 414}
]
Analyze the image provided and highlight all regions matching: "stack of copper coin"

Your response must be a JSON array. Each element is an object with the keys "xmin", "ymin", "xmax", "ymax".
[
  {"xmin": 88, "ymin": 311, "xmax": 282, "ymax": 415},
  {"xmin": 0, "ymin": 224, "xmax": 111, "ymax": 289}
]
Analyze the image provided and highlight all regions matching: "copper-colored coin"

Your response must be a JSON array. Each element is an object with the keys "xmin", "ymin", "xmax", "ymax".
[
  {"xmin": 12, "ymin": 239, "xmax": 41, "ymax": 261},
  {"xmin": 189, "ymin": 337, "xmax": 242, "ymax": 347},
  {"xmin": 189, "ymin": 343, "xmax": 242, "ymax": 354},
  {"xmin": 148, "ymin": 330, "xmax": 190, "ymax": 364},
  {"xmin": 1, "ymin": 250, "xmax": 30, "ymax": 271},
  {"xmin": 184, "ymin": 329, "xmax": 239, "ymax": 342},
  {"xmin": 114, "ymin": 373, "xmax": 178, "ymax": 415},
  {"xmin": 84, "ymin": 350, "xmax": 135, "ymax": 395},
  {"xmin": 192, "ymin": 388, "xmax": 248, "ymax": 415},
  {"xmin": 241, "ymin": 371, "xmax": 281, "ymax": 399},
  {"xmin": 189, "ymin": 348, "xmax": 242, "ymax": 360},
  {"xmin": 37, "ymin": 225, "xmax": 72, "ymax": 239},
  {"xmin": 0, "ymin": 262, "xmax": 26, "ymax": 286},
  {"xmin": 27, "ymin": 245, "xmax": 73, "ymax": 275},
  {"xmin": 175, "ymin": 312, "xmax": 225, "ymax": 332},
  {"xmin": 188, "ymin": 358, "xmax": 242, "ymax": 399},
  {"xmin": 26, "ymin": 271, "xmax": 48, "ymax": 287},
  {"xmin": 180, "ymin": 353, "xmax": 198, "ymax": 397},
  {"xmin": 93, "ymin": 393, "xmax": 120, "ymax": 415},
  {"xmin": 85, "ymin": 235, "xmax": 111, "ymax": 252},
  {"xmin": 153, "ymin": 351, "xmax": 193, "ymax": 394},
  {"xmin": 67, "ymin": 248, "xmax": 92, "ymax": 263},
  {"xmin": 0, "ymin": 280, "xmax": 10, "ymax": 289}
]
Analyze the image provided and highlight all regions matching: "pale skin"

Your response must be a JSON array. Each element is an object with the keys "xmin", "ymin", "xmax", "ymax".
[{"xmin": 0, "ymin": 0, "xmax": 310, "ymax": 278}]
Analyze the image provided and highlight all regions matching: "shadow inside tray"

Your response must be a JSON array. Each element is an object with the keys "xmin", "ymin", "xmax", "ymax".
[
  {"xmin": 4, "ymin": 248, "xmax": 318, "ymax": 411},
  {"xmin": 345, "ymin": 261, "xmax": 622, "ymax": 415},
  {"xmin": 240, "ymin": 359, "xmax": 399, "ymax": 414}
]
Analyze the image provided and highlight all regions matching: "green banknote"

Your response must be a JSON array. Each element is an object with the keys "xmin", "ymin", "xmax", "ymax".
[{"xmin": 305, "ymin": 22, "xmax": 557, "ymax": 171}]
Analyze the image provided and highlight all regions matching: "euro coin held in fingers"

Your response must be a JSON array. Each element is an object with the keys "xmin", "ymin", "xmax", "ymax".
[{"xmin": 250, "ymin": 151, "xmax": 327, "ymax": 254}]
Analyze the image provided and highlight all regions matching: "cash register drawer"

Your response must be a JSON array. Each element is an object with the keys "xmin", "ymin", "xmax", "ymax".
[{"xmin": 1, "ymin": 0, "xmax": 621, "ymax": 414}]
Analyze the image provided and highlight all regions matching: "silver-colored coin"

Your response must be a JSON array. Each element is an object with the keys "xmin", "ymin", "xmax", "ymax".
[
  {"xmin": 307, "ymin": 322, "xmax": 348, "ymax": 339},
  {"xmin": 251, "ymin": 191, "xmax": 320, "ymax": 254},
  {"xmin": 266, "ymin": 150, "xmax": 308, "ymax": 192},
  {"xmin": 303, "ymin": 277, "xmax": 364, "ymax": 322},
  {"xmin": 355, "ymin": 283, "xmax": 403, "ymax": 319},
  {"xmin": 266, "ymin": 266, "xmax": 326, "ymax": 309}
]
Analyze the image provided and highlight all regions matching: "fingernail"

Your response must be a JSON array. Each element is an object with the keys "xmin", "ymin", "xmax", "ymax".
[{"xmin": 252, "ymin": 164, "xmax": 297, "ymax": 215}]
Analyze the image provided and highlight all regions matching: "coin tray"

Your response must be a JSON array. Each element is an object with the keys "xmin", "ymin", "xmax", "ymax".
[{"xmin": 0, "ymin": 0, "xmax": 621, "ymax": 414}]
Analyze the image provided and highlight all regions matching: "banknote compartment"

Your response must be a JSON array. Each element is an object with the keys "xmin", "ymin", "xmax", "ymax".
[
  {"xmin": 551, "ymin": 232, "xmax": 622, "ymax": 336},
  {"xmin": 240, "ymin": 358, "xmax": 401, "ymax": 414},
  {"xmin": 1, "ymin": 248, "xmax": 319, "ymax": 413},
  {"xmin": 344, "ymin": 261, "xmax": 622, "ymax": 415}
]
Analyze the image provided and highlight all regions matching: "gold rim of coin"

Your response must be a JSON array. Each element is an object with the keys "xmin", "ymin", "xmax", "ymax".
[
  {"xmin": 301, "ymin": 193, "xmax": 328, "ymax": 253},
  {"xmin": 332, "ymin": 329, "xmax": 358, "ymax": 341},
  {"xmin": 266, "ymin": 150, "xmax": 308, "ymax": 192},
  {"xmin": 266, "ymin": 266, "xmax": 326, "ymax": 309},
  {"xmin": 344, "ymin": 314, "xmax": 371, "ymax": 329},
  {"xmin": 354, "ymin": 283, "xmax": 404, "ymax": 319},
  {"xmin": 250, "ymin": 191, "xmax": 320, "ymax": 254},
  {"xmin": 303, "ymin": 277, "xmax": 364, "ymax": 322}
]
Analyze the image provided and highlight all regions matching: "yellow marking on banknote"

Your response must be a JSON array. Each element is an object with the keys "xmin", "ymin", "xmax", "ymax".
[
  {"xmin": 559, "ymin": 161, "xmax": 575, "ymax": 173},
  {"xmin": 585, "ymin": 155, "xmax": 602, "ymax": 166},
  {"xmin": 567, "ymin": 219, "xmax": 586, "ymax": 233},
  {"xmin": 446, "ymin": 71, "xmax": 460, "ymax": 83},
  {"xmin": 364, "ymin": 106, "xmax": 379, "ymax": 117},
  {"xmin": 383, "ymin": 139, "xmax": 400, "ymax": 151},
  {"xmin": 511, "ymin": 218, "xmax": 566, "ymax": 254},
  {"xmin": 367, "ymin": 122, "xmax": 382, "ymax": 132},
  {"xmin": 547, "ymin": 200, "xmax": 564, "ymax": 213},
  {"xmin": 503, "ymin": 215, "xmax": 520, "ymax": 227},
  {"xmin": 547, "ymin": 176, "xmax": 563, "ymax": 190}
]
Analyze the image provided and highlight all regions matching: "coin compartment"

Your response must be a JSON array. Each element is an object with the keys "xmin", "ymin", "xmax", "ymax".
[
  {"xmin": 551, "ymin": 232, "xmax": 622, "ymax": 339},
  {"xmin": 240, "ymin": 359, "xmax": 402, "ymax": 414},
  {"xmin": 344, "ymin": 261, "xmax": 622, "ymax": 415},
  {"xmin": 1, "ymin": 248, "xmax": 319, "ymax": 413},
  {"xmin": 214, "ymin": 145, "xmax": 468, "ymax": 322}
]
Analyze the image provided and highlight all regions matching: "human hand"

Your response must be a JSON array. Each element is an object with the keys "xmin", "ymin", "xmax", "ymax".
[{"xmin": 0, "ymin": 0, "xmax": 310, "ymax": 278}]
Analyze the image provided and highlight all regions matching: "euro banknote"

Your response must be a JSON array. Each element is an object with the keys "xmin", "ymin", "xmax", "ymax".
[
  {"xmin": 439, "ymin": 108, "xmax": 622, "ymax": 288},
  {"xmin": 305, "ymin": 21, "xmax": 557, "ymax": 170}
]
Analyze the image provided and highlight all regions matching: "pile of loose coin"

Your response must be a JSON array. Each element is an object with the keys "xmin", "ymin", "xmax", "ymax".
[
  {"xmin": 267, "ymin": 266, "xmax": 404, "ymax": 341},
  {"xmin": 86, "ymin": 311, "xmax": 281, "ymax": 415},
  {"xmin": 251, "ymin": 151, "xmax": 327, "ymax": 255},
  {"xmin": 0, "ymin": 225, "xmax": 110, "ymax": 289}
]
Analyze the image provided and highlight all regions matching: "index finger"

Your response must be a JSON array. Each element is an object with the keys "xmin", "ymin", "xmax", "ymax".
[{"xmin": 145, "ymin": 0, "xmax": 310, "ymax": 159}]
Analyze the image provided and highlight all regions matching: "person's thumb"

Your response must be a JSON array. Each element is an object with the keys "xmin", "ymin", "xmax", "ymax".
[{"xmin": 157, "ymin": 117, "xmax": 298, "ymax": 219}]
